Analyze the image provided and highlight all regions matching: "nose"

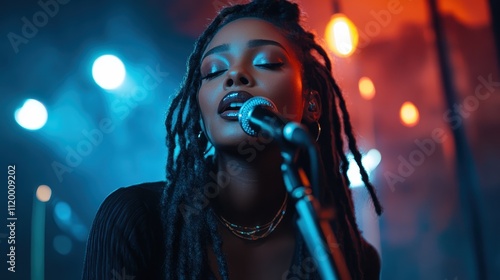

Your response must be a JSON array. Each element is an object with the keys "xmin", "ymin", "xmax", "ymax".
[{"xmin": 224, "ymin": 66, "xmax": 254, "ymax": 88}]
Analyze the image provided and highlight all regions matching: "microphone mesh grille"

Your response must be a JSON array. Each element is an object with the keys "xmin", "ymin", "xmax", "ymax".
[{"xmin": 238, "ymin": 97, "xmax": 277, "ymax": 136}]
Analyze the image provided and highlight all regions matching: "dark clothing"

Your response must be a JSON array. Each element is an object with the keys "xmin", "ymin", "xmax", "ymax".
[
  {"xmin": 82, "ymin": 182, "xmax": 166, "ymax": 280},
  {"xmin": 82, "ymin": 182, "xmax": 380, "ymax": 279}
]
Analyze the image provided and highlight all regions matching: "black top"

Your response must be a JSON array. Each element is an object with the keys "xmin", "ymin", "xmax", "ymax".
[
  {"xmin": 82, "ymin": 182, "xmax": 166, "ymax": 280},
  {"xmin": 82, "ymin": 182, "xmax": 380, "ymax": 279}
]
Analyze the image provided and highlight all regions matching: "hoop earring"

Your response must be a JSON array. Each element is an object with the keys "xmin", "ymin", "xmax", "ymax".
[
  {"xmin": 197, "ymin": 130, "xmax": 213, "ymax": 155},
  {"xmin": 314, "ymin": 121, "xmax": 321, "ymax": 142}
]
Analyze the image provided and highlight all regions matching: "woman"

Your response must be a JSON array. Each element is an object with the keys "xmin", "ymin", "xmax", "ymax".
[{"xmin": 83, "ymin": 0, "xmax": 383, "ymax": 279}]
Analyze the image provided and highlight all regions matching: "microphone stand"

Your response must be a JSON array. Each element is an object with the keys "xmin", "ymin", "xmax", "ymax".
[
  {"xmin": 238, "ymin": 98, "xmax": 352, "ymax": 279},
  {"xmin": 280, "ymin": 124, "xmax": 352, "ymax": 280}
]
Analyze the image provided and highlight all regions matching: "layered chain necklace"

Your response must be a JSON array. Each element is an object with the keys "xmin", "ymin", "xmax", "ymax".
[{"xmin": 216, "ymin": 193, "xmax": 289, "ymax": 241}]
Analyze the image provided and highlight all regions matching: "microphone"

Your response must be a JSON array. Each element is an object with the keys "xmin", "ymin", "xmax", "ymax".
[
  {"xmin": 238, "ymin": 96, "xmax": 313, "ymax": 146},
  {"xmin": 239, "ymin": 96, "xmax": 322, "ymax": 208}
]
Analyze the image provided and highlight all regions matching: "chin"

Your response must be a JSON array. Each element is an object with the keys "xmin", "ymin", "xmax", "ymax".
[
  {"xmin": 211, "ymin": 131, "xmax": 251, "ymax": 149},
  {"xmin": 216, "ymin": 135, "xmax": 280, "ymax": 161}
]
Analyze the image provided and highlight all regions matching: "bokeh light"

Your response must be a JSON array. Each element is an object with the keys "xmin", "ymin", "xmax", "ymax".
[
  {"xmin": 325, "ymin": 14, "xmax": 359, "ymax": 57},
  {"xmin": 14, "ymin": 99, "xmax": 48, "ymax": 130},
  {"xmin": 53, "ymin": 235, "xmax": 73, "ymax": 255},
  {"xmin": 400, "ymin": 101, "xmax": 420, "ymax": 127},
  {"xmin": 359, "ymin": 77, "xmax": 376, "ymax": 100},
  {"xmin": 91, "ymin": 54, "xmax": 126, "ymax": 90},
  {"xmin": 71, "ymin": 224, "xmax": 89, "ymax": 242},
  {"xmin": 36, "ymin": 185, "xmax": 52, "ymax": 202},
  {"xmin": 348, "ymin": 149, "xmax": 382, "ymax": 188},
  {"xmin": 54, "ymin": 201, "xmax": 72, "ymax": 222}
]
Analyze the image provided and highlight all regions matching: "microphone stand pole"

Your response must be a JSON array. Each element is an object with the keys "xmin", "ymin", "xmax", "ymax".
[
  {"xmin": 280, "ymin": 142, "xmax": 352, "ymax": 280},
  {"xmin": 427, "ymin": 0, "xmax": 486, "ymax": 278}
]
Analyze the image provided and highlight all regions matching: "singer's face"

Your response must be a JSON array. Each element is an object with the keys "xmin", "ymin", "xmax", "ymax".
[{"xmin": 197, "ymin": 18, "xmax": 304, "ymax": 149}]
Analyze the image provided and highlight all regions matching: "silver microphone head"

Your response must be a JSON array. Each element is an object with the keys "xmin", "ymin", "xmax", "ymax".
[{"xmin": 238, "ymin": 96, "xmax": 278, "ymax": 136}]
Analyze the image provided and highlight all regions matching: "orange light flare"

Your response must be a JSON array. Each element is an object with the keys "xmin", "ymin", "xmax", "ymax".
[
  {"xmin": 325, "ymin": 14, "xmax": 359, "ymax": 57},
  {"xmin": 359, "ymin": 77, "xmax": 376, "ymax": 100},
  {"xmin": 400, "ymin": 102, "xmax": 420, "ymax": 127}
]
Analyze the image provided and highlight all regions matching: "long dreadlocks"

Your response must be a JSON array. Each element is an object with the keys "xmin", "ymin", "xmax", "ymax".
[{"xmin": 161, "ymin": 1, "xmax": 383, "ymax": 279}]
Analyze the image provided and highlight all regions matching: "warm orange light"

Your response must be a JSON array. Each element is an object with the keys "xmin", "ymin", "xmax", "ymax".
[
  {"xmin": 400, "ymin": 102, "xmax": 419, "ymax": 127},
  {"xmin": 358, "ymin": 77, "xmax": 375, "ymax": 100},
  {"xmin": 36, "ymin": 185, "xmax": 52, "ymax": 202},
  {"xmin": 325, "ymin": 14, "xmax": 359, "ymax": 57}
]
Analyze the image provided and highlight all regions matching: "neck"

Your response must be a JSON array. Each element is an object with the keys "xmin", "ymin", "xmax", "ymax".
[{"xmin": 211, "ymin": 144, "xmax": 289, "ymax": 227}]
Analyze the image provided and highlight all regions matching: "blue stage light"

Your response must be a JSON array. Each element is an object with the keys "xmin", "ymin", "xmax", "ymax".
[
  {"xmin": 348, "ymin": 149, "xmax": 382, "ymax": 188},
  {"xmin": 92, "ymin": 54, "xmax": 126, "ymax": 90},
  {"xmin": 14, "ymin": 99, "xmax": 48, "ymax": 130},
  {"xmin": 54, "ymin": 201, "xmax": 71, "ymax": 222},
  {"xmin": 53, "ymin": 235, "xmax": 73, "ymax": 255}
]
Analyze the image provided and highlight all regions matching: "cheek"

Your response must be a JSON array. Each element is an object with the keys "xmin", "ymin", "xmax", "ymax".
[
  {"xmin": 197, "ymin": 85, "xmax": 216, "ymax": 120},
  {"xmin": 272, "ymin": 72, "xmax": 304, "ymax": 121}
]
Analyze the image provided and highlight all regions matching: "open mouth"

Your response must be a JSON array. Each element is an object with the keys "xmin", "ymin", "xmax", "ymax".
[{"xmin": 217, "ymin": 91, "xmax": 254, "ymax": 120}]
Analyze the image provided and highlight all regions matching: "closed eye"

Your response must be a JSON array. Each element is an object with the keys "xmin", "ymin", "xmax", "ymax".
[
  {"xmin": 255, "ymin": 62, "xmax": 284, "ymax": 70},
  {"xmin": 201, "ymin": 70, "xmax": 226, "ymax": 80}
]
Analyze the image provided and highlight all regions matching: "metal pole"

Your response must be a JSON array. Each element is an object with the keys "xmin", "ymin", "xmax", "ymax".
[
  {"xmin": 427, "ymin": 0, "xmax": 487, "ymax": 279},
  {"xmin": 487, "ymin": 0, "xmax": 500, "ymax": 70},
  {"xmin": 332, "ymin": 0, "xmax": 340, "ymax": 14}
]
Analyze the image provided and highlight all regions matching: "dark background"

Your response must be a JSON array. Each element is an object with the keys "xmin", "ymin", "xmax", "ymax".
[{"xmin": 1, "ymin": 0, "xmax": 499, "ymax": 279}]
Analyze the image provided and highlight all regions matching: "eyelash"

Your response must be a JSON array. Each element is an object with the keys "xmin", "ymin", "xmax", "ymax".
[
  {"xmin": 201, "ymin": 62, "xmax": 285, "ymax": 81},
  {"xmin": 256, "ymin": 62, "xmax": 284, "ymax": 69},
  {"xmin": 201, "ymin": 70, "xmax": 226, "ymax": 80}
]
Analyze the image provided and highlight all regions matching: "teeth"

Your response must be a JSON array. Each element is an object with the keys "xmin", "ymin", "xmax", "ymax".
[{"xmin": 228, "ymin": 102, "xmax": 244, "ymax": 110}]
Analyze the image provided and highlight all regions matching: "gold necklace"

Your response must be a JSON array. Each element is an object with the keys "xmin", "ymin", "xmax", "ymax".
[{"xmin": 216, "ymin": 193, "xmax": 288, "ymax": 241}]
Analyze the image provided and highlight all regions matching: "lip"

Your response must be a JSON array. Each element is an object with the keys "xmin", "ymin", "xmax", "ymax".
[{"xmin": 217, "ymin": 91, "xmax": 254, "ymax": 120}]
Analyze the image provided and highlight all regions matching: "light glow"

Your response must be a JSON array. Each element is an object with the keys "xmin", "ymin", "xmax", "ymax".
[
  {"xmin": 15, "ymin": 99, "xmax": 48, "ymax": 130},
  {"xmin": 348, "ymin": 149, "xmax": 382, "ymax": 188},
  {"xmin": 36, "ymin": 185, "xmax": 52, "ymax": 202},
  {"xmin": 400, "ymin": 102, "xmax": 420, "ymax": 127},
  {"xmin": 92, "ymin": 54, "xmax": 126, "ymax": 90},
  {"xmin": 359, "ymin": 77, "xmax": 376, "ymax": 100},
  {"xmin": 54, "ymin": 201, "xmax": 72, "ymax": 222},
  {"xmin": 325, "ymin": 14, "xmax": 359, "ymax": 57},
  {"xmin": 53, "ymin": 235, "xmax": 73, "ymax": 255}
]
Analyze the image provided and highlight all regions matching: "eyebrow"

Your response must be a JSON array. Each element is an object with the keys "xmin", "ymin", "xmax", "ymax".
[
  {"xmin": 202, "ymin": 44, "xmax": 230, "ymax": 61},
  {"xmin": 247, "ymin": 39, "xmax": 287, "ymax": 52},
  {"xmin": 201, "ymin": 39, "xmax": 287, "ymax": 61}
]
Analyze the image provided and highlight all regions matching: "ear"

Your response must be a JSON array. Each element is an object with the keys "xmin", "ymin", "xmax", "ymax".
[{"xmin": 302, "ymin": 90, "xmax": 322, "ymax": 123}]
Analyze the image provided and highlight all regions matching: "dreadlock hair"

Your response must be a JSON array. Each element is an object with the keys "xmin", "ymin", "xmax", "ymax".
[{"xmin": 161, "ymin": 0, "xmax": 383, "ymax": 279}]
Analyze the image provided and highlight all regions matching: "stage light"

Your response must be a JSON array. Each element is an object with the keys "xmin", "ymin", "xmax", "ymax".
[
  {"xmin": 14, "ymin": 99, "xmax": 48, "ymax": 130},
  {"xmin": 71, "ymin": 224, "xmax": 88, "ymax": 242},
  {"xmin": 364, "ymin": 149, "xmax": 382, "ymax": 171},
  {"xmin": 52, "ymin": 200, "xmax": 88, "ymax": 242},
  {"xmin": 325, "ymin": 14, "xmax": 359, "ymax": 57},
  {"xmin": 53, "ymin": 235, "xmax": 73, "ymax": 255},
  {"xmin": 400, "ymin": 101, "xmax": 420, "ymax": 127},
  {"xmin": 359, "ymin": 77, "xmax": 376, "ymax": 100},
  {"xmin": 36, "ymin": 185, "xmax": 52, "ymax": 202},
  {"xmin": 348, "ymin": 149, "xmax": 382, "ymax": 188},
  {"xmin": 54, "ymin": 201, "xmax": 71, "ymax": 222},
  {"xmin": 92, "ymin": 54, "xmax": 126, "ymax": 90}
]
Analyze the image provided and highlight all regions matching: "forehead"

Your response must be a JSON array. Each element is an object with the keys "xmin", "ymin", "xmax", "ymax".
[{"xmin": 204, "ymin": 18, "xmax": 293, "ymax": 54}]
